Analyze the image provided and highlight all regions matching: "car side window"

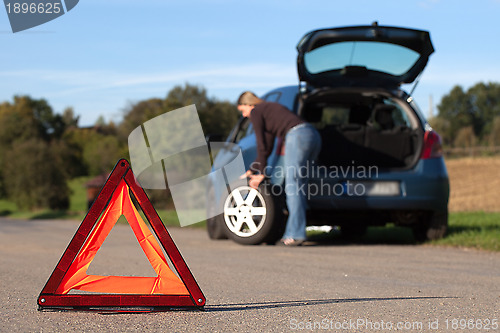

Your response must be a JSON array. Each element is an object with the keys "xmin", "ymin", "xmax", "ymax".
[
  {"xmin": 244, "ymin": 123, "xmax": 254, "ymax": 137},
  {"xmin": 262, "ymin": 92, "xmax": 281, "ymax": 102},
  {"xmin": 232, "ymin": 118, "xmax": 252, "ymax": 143}
]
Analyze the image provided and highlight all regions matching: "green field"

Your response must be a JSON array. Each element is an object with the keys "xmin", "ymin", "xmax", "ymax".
[
  {"xmin": 0, "ymin": 176, "xmax": 203, "ymax": 227},
  {"xmin": 0, "ymin": 177, "xmax": 498, "ymax": 251},
  {"xmin": 0, "ymin": 177, "xmax": 92, "ymax": 221}
]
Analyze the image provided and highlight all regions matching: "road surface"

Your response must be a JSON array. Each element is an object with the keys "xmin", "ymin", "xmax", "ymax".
[{"xmin": 0, "ymin": 218, "xmax": 498, "ymax": 332}]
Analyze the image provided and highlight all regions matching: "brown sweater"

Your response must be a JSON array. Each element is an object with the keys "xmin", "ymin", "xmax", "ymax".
[{"xmin": 249, "ymin": 102, "xmax": 303, "ymax": 174}]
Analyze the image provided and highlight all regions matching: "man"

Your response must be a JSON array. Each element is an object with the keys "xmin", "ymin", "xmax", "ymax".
[{"xmin": 237, "ymin": 91, "xmax": 322, "ymax": 246}]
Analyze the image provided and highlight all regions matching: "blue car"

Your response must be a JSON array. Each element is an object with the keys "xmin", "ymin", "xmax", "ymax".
[{"xmin": 207, "ymin": 23, "xmax": 449, "ymax": 245}]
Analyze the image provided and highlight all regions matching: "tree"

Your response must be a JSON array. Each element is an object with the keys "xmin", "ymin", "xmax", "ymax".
[
  {"xmin": 0, "ymin": 96, "xmax": 72, "ymax": 209},
  {"xmin": 62, "ymin": 125, "xmax": 126, "ymax": 178},
  {"xmin": 118, "ymin": 83, "xmax": 239, "ymax": 144},
  {"xmin": 428, "ymin": 116, "xmax": 451, "ymax": 145},
  {"xmin": 62, "ymin": 107, "xmax": 79, "ymax": 128},
  {"xmin": 198, "ymin": 99, "xmax": 239, "ymax": 137},
  {"xmin": 164, "ymin": 84, "xmax": 239, "ymax": 136},
  {"xmin": 436, "ymin": 85, "xmax": 475, "ymax": 145},
  {"xmin": 116, "ymin": 84, "xmax": 239, "ymax": 207},
  {"xmin": 436, "ymin": 82, "xmax": 500, "ymax": 146},
  {"xmin": 83, "ymin": 134, "xmax": 123, "ymax": 176},
  {"xmin": 55, "ymin": 129, "xmax": 87, "ymax": 178},
  {"xmin": 468, "ymin": 82, "xmax": 500, "ymax": 139},
  {"xmin": 0, "ymin": 96, "xmax": 42, "ymax": 144},
  {"xmin": 118, "ymin": 98, "xmax": 166, "ymax": 142},
  {"xmin": 3, "ymin": 139, "xmax": 70, "ymax": 210},
  {"xmin": 164, "ymin": 84, "xmax": 210, "ymax": 111}
]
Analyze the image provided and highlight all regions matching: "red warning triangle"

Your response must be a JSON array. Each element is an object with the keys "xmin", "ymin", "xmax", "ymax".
[{"xmin": 37, "ymin": 159, "xmax": 205, "ymax": 311}]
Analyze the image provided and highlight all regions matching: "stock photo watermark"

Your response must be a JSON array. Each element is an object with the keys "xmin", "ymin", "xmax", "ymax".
[
  {"xmin": 289, "ymin": 317, "xmax": 498, "ymax": 331},
  {"xmin": 255, "ymin": 160, "xmax": 379, "ymax": 180},
  {"xmin": 128, "ymin": 105, "xmax": 246, "ymax": 227},
  {"xmin": 252, "ymin": 160, "xmax": 381, "ymax": 199},
  {"xmin": 127, "ymin": 105, "xmax": 391, "ymax": 227},
  {"xmin": 3, "ymin": 0, "xmax": 79, "ymax": 33}
]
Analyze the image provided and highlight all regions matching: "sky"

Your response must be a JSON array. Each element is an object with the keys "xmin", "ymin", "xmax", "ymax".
[{"xmin": 1, "ymin": 0, "xmax": 500, "ymax": 126}]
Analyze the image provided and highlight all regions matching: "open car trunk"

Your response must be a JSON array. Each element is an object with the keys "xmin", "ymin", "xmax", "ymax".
[{"xmin": 300, "ymin": 89, "xmax": 423, "ymax": 169}]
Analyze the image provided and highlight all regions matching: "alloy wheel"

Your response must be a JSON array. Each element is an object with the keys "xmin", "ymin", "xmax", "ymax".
[{"xmin": 223, "ymin": 186, "xmax": 267, "ymax": 237}]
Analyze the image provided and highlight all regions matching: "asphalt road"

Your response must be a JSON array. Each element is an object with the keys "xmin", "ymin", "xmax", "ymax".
[{"xmin": 0, "ymin": 218, "xmax": 499, "ymax": 332}]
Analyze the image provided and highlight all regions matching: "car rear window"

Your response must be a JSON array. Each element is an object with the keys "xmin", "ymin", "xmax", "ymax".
[{"xmin": 304, "ymin": 41, "xmax": 420, "ymax": 76}]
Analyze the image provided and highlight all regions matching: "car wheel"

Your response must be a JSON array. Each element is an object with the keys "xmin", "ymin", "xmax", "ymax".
[
  {"xmin": 205, "ymin": 187, "xmax": 228, "ymax": 240},
  {"xmin": 412, "ymin": 210, "xmax": 448, "ymax": 242},
  {"xmin": 222, "ymin": 182, "xmax": 285, "ymax": 245},
  {"xmin": 206, "ymin": 214, "xmax": 228, "ymax": 240}
]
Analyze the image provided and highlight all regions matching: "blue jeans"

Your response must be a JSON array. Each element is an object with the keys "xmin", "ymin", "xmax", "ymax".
[{"xmin": 282, "ymin": 124, "xmax": 322, "ymax": 240}]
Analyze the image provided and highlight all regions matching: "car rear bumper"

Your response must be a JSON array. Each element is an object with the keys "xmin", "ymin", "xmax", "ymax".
[{"xmin": 307, "ymin": 158, "xmax": 449, "ymax": 212}]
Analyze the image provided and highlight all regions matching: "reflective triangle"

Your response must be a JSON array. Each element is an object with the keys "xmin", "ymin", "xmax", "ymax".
[{"xmin": 37, "ymin": 159, "xmax": 205, "ymax": 311}]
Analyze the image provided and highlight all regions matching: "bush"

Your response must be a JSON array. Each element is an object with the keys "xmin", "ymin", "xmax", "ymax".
[
  {"xmin": 489, "ymin": 116, "xmax": 500, "ymax": 146},
  {"xmin": 3, "ymin": 139, "xmax": 70, "ymax": 210},
  {"xmin": 454, "ymin": 126, "xmax": 477, "ymax": 148},
  {"xmin": 82, "ymin": 134, "xmax": 122, "ymax": 176}
]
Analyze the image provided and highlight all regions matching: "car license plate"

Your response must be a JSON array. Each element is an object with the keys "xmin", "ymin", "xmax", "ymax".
[{"xmin": 342, "ymin": 181, "xmax": 400, "ymax": 196}]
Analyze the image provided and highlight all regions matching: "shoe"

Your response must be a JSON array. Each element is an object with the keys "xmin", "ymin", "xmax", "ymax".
[{"xmin": 278, "ymin": 238, "xmax": 304, "ymax": 246}]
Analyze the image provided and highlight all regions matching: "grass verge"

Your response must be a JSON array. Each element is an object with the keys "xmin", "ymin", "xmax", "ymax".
[
  {"xmin": 0, "ymin": 176, "xmax": 206, "ymax": 228},
  {"xmin": 0, "ymin": 176, "xmax": 497, "ymax": 250},
  {"xmin": 307, "ymin": 212, "xmax": 499, "ymax": 252},
  {"xmin": 430, "ymin": 212, "xmax": 500, "ymax": 252}
]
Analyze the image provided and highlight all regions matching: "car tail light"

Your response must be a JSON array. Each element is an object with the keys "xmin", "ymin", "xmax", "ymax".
[{"xmin": 421, "ymin": 130, "xmax": 443, "ymax": 159}]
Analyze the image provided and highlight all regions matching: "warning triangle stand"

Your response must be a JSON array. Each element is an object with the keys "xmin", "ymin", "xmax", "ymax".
[{"xmin": 37, "ymin": 159, "xmax": 206, "ymax": 312}]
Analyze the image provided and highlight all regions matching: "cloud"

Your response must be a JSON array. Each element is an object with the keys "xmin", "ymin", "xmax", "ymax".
[
  {"xmin": 0, "ymin": 63, "xmax": 298, "ymax": 125},
  {"xmin": 423, "ymin": 68, "xmax": 500, "ymax": 87},
  {"xmin": 0, "ymin": 63, "xmax": 296, "ymax": 98}
]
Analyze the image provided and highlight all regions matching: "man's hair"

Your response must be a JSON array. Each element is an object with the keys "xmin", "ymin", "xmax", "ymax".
[{"xmin": 237, "ymin": 91, "xmax": 263, "ymax": 105}]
